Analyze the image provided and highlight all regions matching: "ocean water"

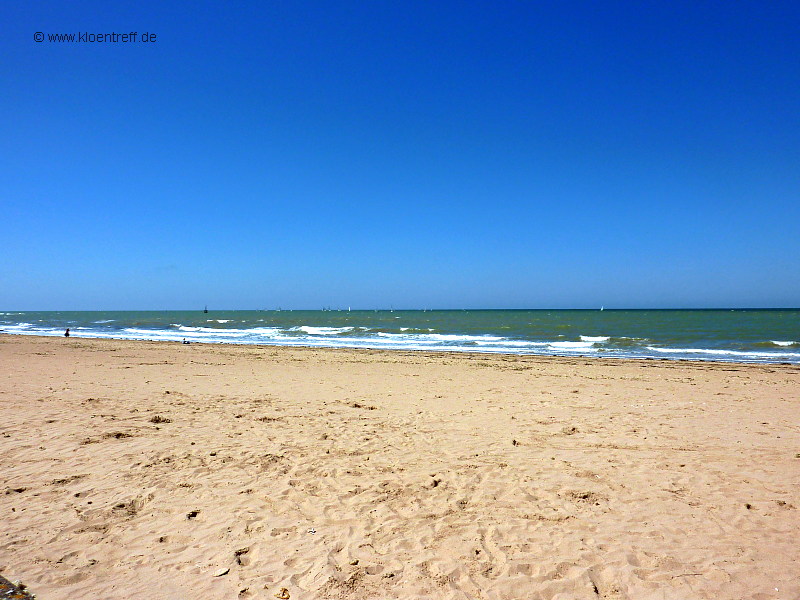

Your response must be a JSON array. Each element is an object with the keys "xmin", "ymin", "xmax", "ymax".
[{"xmin": 1, "ymin": 309, "xmax": 799, "ymax": 364}]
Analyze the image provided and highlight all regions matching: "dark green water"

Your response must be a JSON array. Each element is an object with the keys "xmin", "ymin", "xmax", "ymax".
[{"xmin": 1, "ymin": 309, "xmax": 799, "ymax": 363}]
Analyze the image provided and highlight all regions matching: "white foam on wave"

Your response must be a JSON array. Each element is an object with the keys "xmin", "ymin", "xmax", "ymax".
[
  {"xmin": 1, "ymin": 325, "xmax": 73, "ymax": 337},
  {"xmin": 177, "ymin": 326, "xmax": 258, "ymax": 334},
  {"xmin": 376, "ymin": 332, "xmax": 503, "ymax": 343},
  {"xmin": 3, "ymin": 320, "xmax": 799, "ymax": 364},
  {"xmin": 89, "ymin": 329, "xmax": 186, "ymax": 342},
  {"xmin": 246, "ymin": 327, "xmax": 284, "ymax": 335},
  {"xmin": 549, "ymin": 341, "xmax": 596, "ymax": 350},
  {"xmin": 646, "ymin": 346, "xmax": 800, "ymax": 359},
  {"xmin": 580, "ymin": 335, "xmax": 610, "ymax": 342},
  {"xmin": 2, "ymin": 323, "xmax": 34, "ymax": 330},
  {"xmin": 432, "ymin": 333, "xmax": 504, "ymax": 342},
  {"xmin": 93, "ymin": 319, "xmax": 115, "ymax": 324},
  {"xmin": 293, "ymin": 326, "xmax": 355, "ymax": 335},
  {"xmin": 174, "ymin": 326, "xmax": 243, "ymax": 336},
  {"xmin": 147, "ymin": 326, "xmax": 283, "ymax": 339},
  {"xmin": 210, "ymin": 319, "xmax": 232, "ymax": 323},
  {"xmin": 473, "ymin": 339, "xmax": 550, "ymax": 348}
]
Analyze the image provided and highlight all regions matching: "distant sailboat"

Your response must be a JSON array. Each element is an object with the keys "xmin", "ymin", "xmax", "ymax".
[
  {"xmin": 204, "ymin": 305, "xmax": 208, "ymax": 313},
  {"xmin": 600, "ymin": 306, "xmax": 604, "ymax": 311}
]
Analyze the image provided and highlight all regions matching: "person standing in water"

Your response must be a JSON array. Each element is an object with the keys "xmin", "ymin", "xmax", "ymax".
[{"xmin": 64, "ymin": 328, "xmax": 70, "ymax": 337}]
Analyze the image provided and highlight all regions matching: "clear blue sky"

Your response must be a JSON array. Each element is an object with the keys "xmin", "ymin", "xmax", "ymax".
[{"xmin": 3, "ymin": 0, "xmax": 799, "ymax": 310}]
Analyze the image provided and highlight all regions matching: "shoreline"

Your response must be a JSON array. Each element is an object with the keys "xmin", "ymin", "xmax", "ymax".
[
  {"xmin": 1, "ymin": 334, "xmax": 798, "ymax": 599},
  {"xmin": 2, "ymin": 332, "xmax": 799, "ymax": 369}
]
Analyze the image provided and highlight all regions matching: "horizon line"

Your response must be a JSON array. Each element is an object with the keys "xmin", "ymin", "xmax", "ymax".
[{"xmin": 3, "ymin": 307, "xmax": 800, "ymax": 312}]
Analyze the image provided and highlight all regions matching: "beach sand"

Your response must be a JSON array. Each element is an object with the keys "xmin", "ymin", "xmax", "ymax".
[{"xmin": 1, "ymin": 334, "xmax": 798, "ymax": 599}]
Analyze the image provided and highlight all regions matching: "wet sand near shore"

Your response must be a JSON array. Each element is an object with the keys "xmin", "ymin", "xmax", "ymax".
[{"xmin": 1, "ymin": 334, "xmax": 798, "ymax": 599}]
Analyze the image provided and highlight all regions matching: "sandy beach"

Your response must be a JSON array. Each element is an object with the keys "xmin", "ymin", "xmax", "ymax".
[{"xmin": 1, "ymin": 334, "xmax": 798, "ymax": 599}]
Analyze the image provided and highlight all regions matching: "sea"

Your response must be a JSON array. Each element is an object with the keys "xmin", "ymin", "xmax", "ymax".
[{"xmin": 1, "ymin": 309, "xmax": 799, "ymax": 364}]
